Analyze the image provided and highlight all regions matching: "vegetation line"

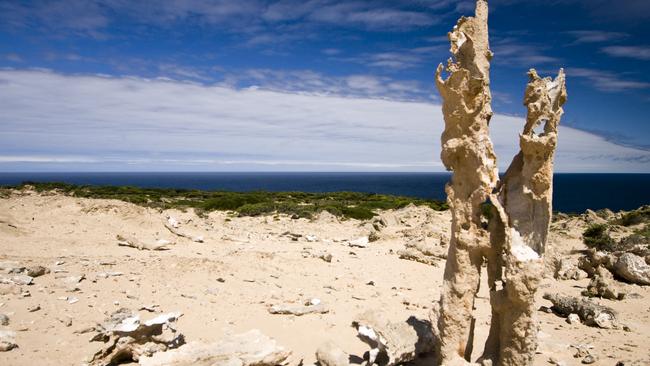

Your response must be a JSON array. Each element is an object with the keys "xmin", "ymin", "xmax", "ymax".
[{"xmin": 1, "ymin": 182, "xmax": 448, "ymax": 220}]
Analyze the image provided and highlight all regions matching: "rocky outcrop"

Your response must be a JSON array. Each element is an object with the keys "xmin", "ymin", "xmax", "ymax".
[
  {"xmin": 554, "ymin": 258, "xmax": 587, "ymax": 281},
  {"xmin": 88, "ymin": 309, "xmax": 184, "ymax": 366},
  {"xmin": 582, "ymin": 266, "xmax": 625, "ymax": 300},
  {"xmin": 352, "ymin": 310, "xmax": 435, "ymax": 366},
  {"xmin": 397, "ymin": 238, "xmax": 447, "ymax": 266},
  {"xmin": 434, "ymin": 1, "xmax": 566, "ymax": 365},
  {"xmin": 614, "ymin": 253, "xmax": 650, "ymax": 285}
]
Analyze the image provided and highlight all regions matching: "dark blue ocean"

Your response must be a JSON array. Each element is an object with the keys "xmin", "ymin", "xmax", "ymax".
[{"xmin": 0, "ymin": 172, "xmax": 648, "ymax": 214}]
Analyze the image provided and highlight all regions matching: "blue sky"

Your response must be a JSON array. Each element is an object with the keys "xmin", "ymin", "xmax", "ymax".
[{"xmin": 0, "ymin": 0, "xmax": 649, "ymax": 172}]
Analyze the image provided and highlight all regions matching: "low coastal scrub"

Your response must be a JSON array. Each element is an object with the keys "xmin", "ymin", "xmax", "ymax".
[
  {"xmin": 615, "ymin": 206, "xmax": 650, "ymax": 226},
  {"xmin": 582, "ymin": 224, "xmax": 617, "ymax": 251},
  {"xmin": 2, "ymin": 182, "xmax": 448, "ymax": 220},
  {"xmin": 583, "ymin": 222, "xmax": 650, "ymax": 252}
]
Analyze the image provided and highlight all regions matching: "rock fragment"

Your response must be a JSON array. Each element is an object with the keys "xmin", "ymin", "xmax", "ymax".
[
  {"xmin": 0, "ymin": 313, "xmax": 9, "ymax": 326},
  {"xmin": 613, "ymin": 253, "xmax": 650, "ymax": 285},
  {"xmin": 0, "ymin": 274, "xmax": 33, "ymax": 286},
  {"xmin": 268, "ymin": 301, "xmax": 328, "ymax": 316},
  {"xmin": 117, "ymin": 234, "xmax": 171, "ymax": 251},
  {"xmin": 582, "ymin": 354, "xmax": 598, "ymax": 364},
  {"xmin": 348, "ymin": 237, "xmax": 369, "ymax": 248},
  {"xmin": 554, "ymin": 258, "xmax": 587, "ymax": 281},
  {"xmin": 543, "ymin": 293, "xmax": 617, "ymax": 329},
  {"xmin": 0, "ymin": 330, "xmax": 17, "ymax": 352},
  {"xmin": 25, "ymin": 265, "xmax": 49, "ymax": 277},
  {"xmin": 88, "ymin": 309, "xmax": 184, "ymax": 366},
  {"xmin": 95, "ymin": 271, "xmax": 123, "ymax": 280},
  {"xmin": 566, "ymin": 314, "xmax": 580, "ymax": 325},
  {"xmin": 317, "ymin": 252, "xmax": 333, "ymax": 263},
  {"xmin": 139, "ymin": 329, "xmax": 290, "ymax": 366},
  {"xmin": 397, "ymin": 239, "xmax": 447, "ymax": 266},
  {"xmin": 316, "ymin": 340, "xmax": 349, "ymax": 366},
  {"xmin": 582, "ymin": 267, "xmax": 625, "ymax": 300},
  {"xmin": 352, "ymin": 310, "xmax": 434, "ymax": 366}
]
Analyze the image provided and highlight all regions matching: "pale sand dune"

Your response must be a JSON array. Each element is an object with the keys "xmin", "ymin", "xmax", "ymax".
[{"xmin": 0, "ymin": 190, "xmax": 648, "ymax": 365}]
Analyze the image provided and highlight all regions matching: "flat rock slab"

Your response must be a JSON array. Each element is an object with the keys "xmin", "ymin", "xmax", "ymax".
[
  {"xmin": 268, "ymin": 303, "xmax": 328, "ymax": 316},
  {"xmin": 139, "ymin": 329, "xmax": 291, "ymax": 366}
]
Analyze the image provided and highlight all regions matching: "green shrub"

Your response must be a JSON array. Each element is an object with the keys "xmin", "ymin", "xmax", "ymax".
[
  {"xmin": 583, "ymin": 224, "xmax": 617, "ymax": 251},
  {"xmin": 340, "ymin": 206, "xmax": 375, "ymax": 220},
  {"xmin": 616, "ymin": 207, "xmax": 650, "ymax": 226}
]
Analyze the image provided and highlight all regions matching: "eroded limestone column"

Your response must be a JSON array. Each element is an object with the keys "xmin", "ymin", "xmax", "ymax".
[
  {"xmin": 434, "ymin": 0, "xmax": 499, "ymax": 362},
  {"xmin": 491, "ymin": 69, "xmax": 567, "ymax": 365}
]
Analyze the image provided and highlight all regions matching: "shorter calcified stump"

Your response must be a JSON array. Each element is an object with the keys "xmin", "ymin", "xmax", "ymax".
[{"xmin": 435, "ymin": 1, "xmax": 567, "ymax": 365}]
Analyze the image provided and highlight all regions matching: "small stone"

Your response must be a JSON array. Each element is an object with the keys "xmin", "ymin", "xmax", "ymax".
[
  {"xmin": 0, "ymin": 330, "xmax": 17, "ymax": 352},
  {"xmin": 582, "ymin": 354, "xmax": 597, "ymax": 364},
  {"xmin": 27, "ymin": 304, "xmax": 41, "ymax": 312},
  {"xmin": 539, "ymin": 306, "xmax": 553, "ymax": 313},
  {"xmin": 318, "ymin": 252, "xmax": 333, "ymax": 263},
  {"xmin": 348, "ymin": 237, "xmax": 369, "ymax": 248},
  {"xmin": 316, "ymin": 340, "xmax": 350, "ymax": 366},
  {"xmin": 58, "ymin": 316, "xmax": 73, "ymax": 327},
  {"xmin": 95, "ymin": 271, "xmax": 123, "ymax": 280},
  {"xmin": 567, "ymin": 313, "xmax": 580, "ymax": 325},
  {"xmin": 68, "ymin": 297, "xmax": 79, "ymax": 304},
  {"xmin": 25, "ymin": 266, "xmax": 49, "ymax": 277},
  {"xmin": 0, "ymin": 314, "xmax": 9, "ymax": 326}
]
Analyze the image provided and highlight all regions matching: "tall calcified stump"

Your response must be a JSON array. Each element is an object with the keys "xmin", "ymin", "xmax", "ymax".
[
  {"xmin": 435, "ymin": 0, "xmax": 567, "ymax": 365},
  {"xmin": 434, "ymin": 0, "xmax": 499, "ymax": 363},
  {"xmin": 485, "ymin": 69, "xmax": 567, "ymax": 365}
]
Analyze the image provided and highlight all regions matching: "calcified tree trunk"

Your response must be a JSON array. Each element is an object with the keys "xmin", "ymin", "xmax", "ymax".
[
  {"xmin": 434, "ymin": 0, "xmax": 498, "ymax": 362},
  {"xmin": 483, "ymin": 70, "xmax": 567, "ymax": 365},
  {"xmin": 434, "ymin": 1, "xmax": 567, "ymax": 365}
]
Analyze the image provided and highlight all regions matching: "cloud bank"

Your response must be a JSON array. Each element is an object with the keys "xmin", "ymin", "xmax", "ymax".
[{"xmin": 0, "ymin": 69, "xmax": 648, "ymax": 172}]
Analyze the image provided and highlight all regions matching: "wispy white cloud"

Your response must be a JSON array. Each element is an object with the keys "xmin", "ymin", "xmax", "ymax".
[
  {"xmin": 1, "ymin": 0, "xmax": 440, "ymax": 41},
  {"xmin": 601, "ymin": 45, "xmax": 650, "ymax": 61},
  {"xmin": 491, "ymin": 38, "xmax": 560, "ymax": 66},
  {"xmin": 0, "ymin": 0, "xmax": 110, "ymax": 38},
  {"xmin": 264, "ymin": 0, "xmax": 437, "ymax": 30},
  {"xmin": 0, "ymin": 69, "xmax": 648, "ymax": 172},
  {"xmin": 566, "ymin": 30, "xmax": 629, "ymax": 44},
  {"xmin": 220, "ymin": 68, "xmax": 431, "ymax": 101},
  {"xmin": 568, "ymin": 67, "xmax": 650, "ymax": 92}
]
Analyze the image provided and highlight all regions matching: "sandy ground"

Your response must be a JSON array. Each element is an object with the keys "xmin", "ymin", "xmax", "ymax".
[{"xmin": 0, "ymin": 189, "xmax": 648, "ymax": 365}]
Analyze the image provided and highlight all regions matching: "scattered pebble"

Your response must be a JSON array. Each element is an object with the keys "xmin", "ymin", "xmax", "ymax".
[{"xmin": 567, "ymin": 313, "xmax": 580, "ymax": 325}]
